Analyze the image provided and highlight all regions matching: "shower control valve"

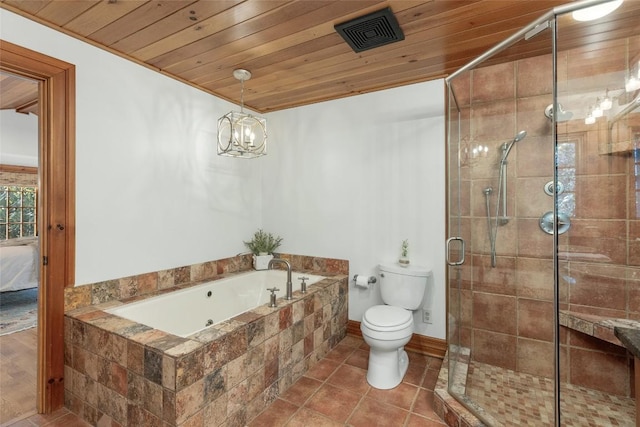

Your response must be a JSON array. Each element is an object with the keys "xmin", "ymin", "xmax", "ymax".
[{"xmin": 539, "ymin": 211, "xmax": 571, "ymax": 235}]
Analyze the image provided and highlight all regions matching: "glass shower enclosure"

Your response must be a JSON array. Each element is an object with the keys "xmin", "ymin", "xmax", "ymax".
[{"xmin": 445, "ymin": 0, "xmax": 639, "ymax": 425}]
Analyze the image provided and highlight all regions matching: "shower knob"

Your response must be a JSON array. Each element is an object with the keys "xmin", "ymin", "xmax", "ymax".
[
  {"xmin": 539, "ymin": 211, "xmax": 570, "ymax": 235},
  {"xmin": 543, "ymin": 181, "xmax": 564, "ymax": 196}
]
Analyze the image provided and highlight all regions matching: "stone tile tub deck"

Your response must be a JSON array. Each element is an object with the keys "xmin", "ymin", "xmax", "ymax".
[{"xmin": 63, "ymin": 254, "xmax": 348, "ymax": 426}]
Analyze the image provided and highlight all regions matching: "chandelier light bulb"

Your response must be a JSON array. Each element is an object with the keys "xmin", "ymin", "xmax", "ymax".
[{"xmin": 591, "ymin": 104, "xmax": 603, "ymax": 118}]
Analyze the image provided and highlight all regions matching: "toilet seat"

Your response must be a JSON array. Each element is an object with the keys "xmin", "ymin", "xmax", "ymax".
[{"xmin": 363, "ymin": 305, "xmax": 412, "ymax": 332}]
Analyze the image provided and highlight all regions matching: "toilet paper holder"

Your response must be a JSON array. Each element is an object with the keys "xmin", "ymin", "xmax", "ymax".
[{"xmin": 352, "ymin": 275, "xmax": 377, "ymax": 284}]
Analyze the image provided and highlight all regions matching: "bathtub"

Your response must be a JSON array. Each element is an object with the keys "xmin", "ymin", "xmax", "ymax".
[{"xmin": 106, "ymin": 269, "xmax": 325, "ymax": 337}]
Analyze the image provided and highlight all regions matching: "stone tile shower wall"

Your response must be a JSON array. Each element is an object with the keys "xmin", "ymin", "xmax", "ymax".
[
  {"xmin": 63, "ymin": 254, "xmax": 348, "ymax": 426},
  {"xmin": 449, "ymin": 37, "xmax": 639, "ymax": 397}
]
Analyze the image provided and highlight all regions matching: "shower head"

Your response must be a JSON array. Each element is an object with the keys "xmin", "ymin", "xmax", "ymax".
[
  {"xmin": 544, "ymin": 103, "xmax": 573, "ymax": 122},
  {"xmin": 513, "ymin": 130, "xmax": 527, "ymax": 143},
  {"xmin": 501, "ymin": 130, "xmax": 527, "ymax": 161}
]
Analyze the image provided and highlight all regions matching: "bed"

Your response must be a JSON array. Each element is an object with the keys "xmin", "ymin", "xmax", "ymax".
[{"xmin": 0, "ymin": 237, "xmax": 39, "ymax": 292}]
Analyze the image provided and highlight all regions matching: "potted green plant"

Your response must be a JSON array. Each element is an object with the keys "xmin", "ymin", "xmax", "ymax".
[
  {"xmin": 244, "ymin": 229, "xmax": 283, "ymax": 270},
  {"xmin": 399, "ymin": 239, "xmax": 410, "ymax": 267}
]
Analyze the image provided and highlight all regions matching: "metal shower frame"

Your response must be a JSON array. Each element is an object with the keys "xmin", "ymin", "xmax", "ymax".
[{"xmin": 444, "ymin": 1, "xmax": 619, "ymax": 425}]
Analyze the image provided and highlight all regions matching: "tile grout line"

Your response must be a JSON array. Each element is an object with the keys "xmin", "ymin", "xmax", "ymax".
[
  {"xmin": 282, "ymin": 343, "xmax": 361, "ymax": 426},
  {"xmin": 254, "ymin": 339, "xmax": 446, "ymax": 426},
  {"xmin": 340, "ymin": 344, "xmax": 368, "ymax": 427}
]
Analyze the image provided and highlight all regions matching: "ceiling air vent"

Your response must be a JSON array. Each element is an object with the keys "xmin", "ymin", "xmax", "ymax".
[{"xmin": 335, "ymin": 7, "xmax": 404, "ymax": 53}]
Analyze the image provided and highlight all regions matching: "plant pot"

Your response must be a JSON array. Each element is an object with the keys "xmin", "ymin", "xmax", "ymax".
[
  {"xmin": 398, "ymin": 257, "xmax": 410, "ymax": 267},
  {"xmin": 253, "ymin": 254, "xmax": 273, "ymax": 270}
]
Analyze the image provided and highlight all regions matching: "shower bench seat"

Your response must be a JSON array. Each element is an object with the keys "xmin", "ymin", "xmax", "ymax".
[
  {"xmin": 560, "ymin": 310, "xmax": 640, "ymax": 426},
  {"xmin": 558, "ymin": 310, "xmax": 639, "ymax": 348}
]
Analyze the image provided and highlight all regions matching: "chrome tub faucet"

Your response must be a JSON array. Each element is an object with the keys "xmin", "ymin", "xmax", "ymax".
[{"xmin": 268, "ymin": 258, "xmax": 293, "ymax": 300}]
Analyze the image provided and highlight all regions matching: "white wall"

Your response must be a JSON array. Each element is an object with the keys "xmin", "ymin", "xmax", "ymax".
[
  {"xmin": 263, "ymin": 82, "xmax": 446, "ymax": 339},
  {"xmin": 0, "ymin": 110, "xmax": 38, "ymax": 166},
  {"xmin": 1, "ymin": 9, "xmax": 447, "ymax": 339},
  {"xmin": 1, "ymin": 10, "xmax": 263, "ymax": 285}
]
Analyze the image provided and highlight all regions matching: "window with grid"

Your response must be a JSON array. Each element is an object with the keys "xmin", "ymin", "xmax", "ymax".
[{"xmin": 0, "ymin": 185, "xmax": 37, "ymax": 240}]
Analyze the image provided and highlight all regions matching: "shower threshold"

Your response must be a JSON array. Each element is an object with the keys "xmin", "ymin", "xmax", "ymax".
[{"xmin": 435, "ymin": 351, "xmax": 635, "ymax": 426}]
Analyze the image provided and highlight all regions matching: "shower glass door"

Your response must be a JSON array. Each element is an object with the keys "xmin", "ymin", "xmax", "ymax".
[
  {"xmin": 445, "ymin": 18, "xmax": 557, "ymax": 426},
  {"xmin": 555, "ymin": 3, "xmax": 639, "ymax": 424}
]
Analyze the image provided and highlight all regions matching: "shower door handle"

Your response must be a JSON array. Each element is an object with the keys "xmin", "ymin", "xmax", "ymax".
[{"xmin": 446, "ymin": 237, "xmax": 465, "ymax": 266}]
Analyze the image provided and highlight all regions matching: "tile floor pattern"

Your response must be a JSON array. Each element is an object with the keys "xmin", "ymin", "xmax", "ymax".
[
  {"xmin": 465, "ymin": 361, "xmax": 635, "ymax": 427},
  {"xmin": 0, "ymin": 407, "xmax": 91, "ymax": 427},
  {"xmin": 3, "ymin": 335, "xmax": 446, "ymax": 427},
  {"xmin": 248, "ymin": 335, "xmax": 446, "ymax": 426}
]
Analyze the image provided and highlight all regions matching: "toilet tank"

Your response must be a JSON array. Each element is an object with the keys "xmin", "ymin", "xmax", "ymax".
[{"xmin": 378, "ymin": 263, "xmax": 432, "ymax": 310}]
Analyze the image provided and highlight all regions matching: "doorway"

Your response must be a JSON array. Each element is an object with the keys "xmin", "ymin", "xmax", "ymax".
[{"xmin": 0, "ymin": 40, "xmax": 75, "ymax": 415}]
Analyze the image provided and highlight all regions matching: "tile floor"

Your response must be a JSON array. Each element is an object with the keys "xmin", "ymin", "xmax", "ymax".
[
  {"xmin": 1, "ymin": 407, "xmax": 91, "ymax": 427},
  {"xmin": 3, "ymin": 335, "xmax": 446, "ymax": 427},
  {"xmin": 248, "ymin": 335, "xmax": 446, "ymax": 427}
]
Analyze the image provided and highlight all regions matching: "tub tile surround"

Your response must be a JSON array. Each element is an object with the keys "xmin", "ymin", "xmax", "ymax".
[{"xmin": 63, "ymin": 254, "xmax": 348, "ymax": 426}]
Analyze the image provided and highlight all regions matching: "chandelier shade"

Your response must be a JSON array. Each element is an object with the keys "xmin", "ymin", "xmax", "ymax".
[
  {"xmin": 217, "ymin": 69, "xmax": 267, "ymax": 158},
  {"xmin": 217, "ymin": 111, "xmax": 267, "ymax": 158}
]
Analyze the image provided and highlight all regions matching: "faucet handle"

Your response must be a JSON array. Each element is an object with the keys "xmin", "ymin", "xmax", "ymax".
[
  {"xmin": 298, "ymin": 276, "xmax": 309, "ymax": 293},
  {"xmin": 267, "ymin": 287, "xmax": 279, "ymax": 308}
]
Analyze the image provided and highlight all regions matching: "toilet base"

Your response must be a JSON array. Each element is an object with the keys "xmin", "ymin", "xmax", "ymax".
[{"xmin": 366, "ymin": 346, "xmax": 409, "ymax": 389}]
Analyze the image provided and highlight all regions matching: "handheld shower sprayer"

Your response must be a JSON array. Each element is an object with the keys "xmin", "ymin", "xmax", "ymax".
[
  {"xmin": 498, "ymin": 130, "xmax": 526, "ymax": 224},
  {"xmin": 501, "ymin": 130, "xmax": 527, "ymax": 162},
  {"xmin": 486, "ymin": 130, "xmax": 527, "ymax": 267}
]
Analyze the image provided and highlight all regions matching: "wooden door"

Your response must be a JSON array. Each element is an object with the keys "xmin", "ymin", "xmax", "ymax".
[{"xmin": 0, "ymin": 40, "xmax": 75, "ymax": 413}]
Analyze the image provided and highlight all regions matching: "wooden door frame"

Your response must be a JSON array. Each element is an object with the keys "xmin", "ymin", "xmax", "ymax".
[{"xmin": 0, "ymin": 40, "xmax": 75, "ymax": 413}]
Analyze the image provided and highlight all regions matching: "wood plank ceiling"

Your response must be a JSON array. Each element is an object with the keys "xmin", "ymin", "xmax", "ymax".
[
  {"xmin": 1, "ymin": 0, "xmax": 638, "ymax": 113},
  {"xmin": 0, "ymin": 72, "xmax": 39, "ymax": 115}
]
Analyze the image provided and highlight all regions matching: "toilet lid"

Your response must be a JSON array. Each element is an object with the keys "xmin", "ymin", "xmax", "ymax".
[{"xmin": 363, "ymin": 305, "xmax": 413, "ymax": 331}]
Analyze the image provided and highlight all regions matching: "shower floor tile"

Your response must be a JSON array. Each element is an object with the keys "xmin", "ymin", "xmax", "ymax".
[{"xmin": 465, "ymin": 361, "xmax": 635, "ymax": 426}]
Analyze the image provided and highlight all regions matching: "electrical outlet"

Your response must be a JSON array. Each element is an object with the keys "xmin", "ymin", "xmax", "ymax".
[{"xmin": 422, "ymin": 309, "xmax": 432, "ymax": 324}]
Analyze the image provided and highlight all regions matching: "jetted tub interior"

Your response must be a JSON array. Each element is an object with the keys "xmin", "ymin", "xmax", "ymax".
[{"xmin": 106, "ymin": 269, "xmax": 326, "ymax": 337}]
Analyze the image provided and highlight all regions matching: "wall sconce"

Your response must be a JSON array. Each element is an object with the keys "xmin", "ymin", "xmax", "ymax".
[
  {"xmin": 599, "ymin": 90, "xmax": 613, "ymax": 110},
  {"xmin": 584, "ymin": 89, "xmax": 617, "ymax": 125},
  {"xmin": 585, "ymin": 107, "xmax": 596, "ymax": 125},
  {"xmin": 626, "ymin": 60, "xmax": 640, "ymax": 92},
  {"xmin": 217, "ymin": 69, "xmax": 267, "ymax": 158}
]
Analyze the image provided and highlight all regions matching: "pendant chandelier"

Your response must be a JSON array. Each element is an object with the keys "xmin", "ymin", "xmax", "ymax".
[{"xmin": 217, "ymin": 69, "xmax": 267, "ymax": 158}]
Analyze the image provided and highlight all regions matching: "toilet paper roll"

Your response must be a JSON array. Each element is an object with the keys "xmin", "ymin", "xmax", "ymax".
[{"xmin": 355, "ymin": 275, "xmax": 369, "ymax": 289}]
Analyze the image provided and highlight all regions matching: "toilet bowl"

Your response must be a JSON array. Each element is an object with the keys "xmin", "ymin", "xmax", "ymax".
[
  {"xmin": 361, "ymin": 305, "xmax": 414, "ymax": 389},
  {"xmin": 361, "ymin": 263, "xmax": 431, "ymax": 389}
]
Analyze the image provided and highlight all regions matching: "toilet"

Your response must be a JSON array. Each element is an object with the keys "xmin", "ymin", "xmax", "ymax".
[{"xmin": 361, "ymin": 263, "xmax": 431, "ymax": 389}]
